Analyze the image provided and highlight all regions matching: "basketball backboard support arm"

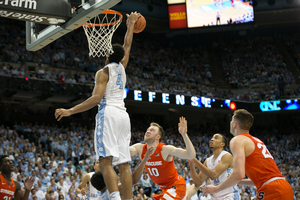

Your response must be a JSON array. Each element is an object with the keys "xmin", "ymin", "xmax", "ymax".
[{"xmin": 26, "ymin": 0, "xmax": 120, "ymax": 51}]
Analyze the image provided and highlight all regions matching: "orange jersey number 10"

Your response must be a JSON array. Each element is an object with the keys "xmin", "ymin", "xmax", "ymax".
[{"xmin": 147, "ymin": 168, "xmax": 160, "ymax": 176}]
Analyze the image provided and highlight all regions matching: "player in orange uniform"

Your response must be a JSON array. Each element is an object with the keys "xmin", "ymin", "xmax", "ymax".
[
  {"xmin": 203, "ymin": 109, "xmax": 294, "ymax": 200},
  {"xmin": 0, "ymin": 155, "xmax": 35, "ymax": 200},
  {"xmin": 130, "ymin": 116, "xmax": 196, "ymax": 200}
]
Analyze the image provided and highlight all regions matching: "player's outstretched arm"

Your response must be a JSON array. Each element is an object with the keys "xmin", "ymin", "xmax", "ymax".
[
  {"xmin": 203, "ymin": 136, "xmax": 246, "ymax": 195},
  {"xmin": 188, "ymin": 159, "xmax": 207, "ymax": 188},
  {"xmin": 55, "ymin": 68, "xmax": 108, "ymax": 121},
  {"xmin": 75, "ymin": 173, "xmax": 90, "ymax": 195},
  {"xmin": 129, "ymin": 143, "xmax": 143, "ymax": 157},
  {"xmin": 121, "ymin": 12, "xmax": 141, "ymax": 68},
  {"xmin": 193, "ymin": 153, "xmax": 232, "ymax": 180},
  {"xmin": 238, "ymin": 179, "xmax": 255, "ymax": 186},
  {"xmin": 14, "ymin": 176, "xmax": 35, "ymax": 200},
  {"xmin": 132, "ymin": 147, "xmax": 155, "ymax": 184},
  {"xmin": 168, "ymin": 117, "xmax": 196, "ymax": 159}
]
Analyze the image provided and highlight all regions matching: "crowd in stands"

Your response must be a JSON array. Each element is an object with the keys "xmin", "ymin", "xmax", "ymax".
[
  {"xmin": 216, "ymin": 36, "xmax": 295, "ymax": 88},
  {"xmin": 2, "ymin": 18, "xmax": 300, "ymax": 102},
  {"xmin": 281, "ymin": 33, "xmax": 300, "ymax": 66},
  {"xmin": 0, "ymin": 119, "xmax": 299, "ymax": 200}
]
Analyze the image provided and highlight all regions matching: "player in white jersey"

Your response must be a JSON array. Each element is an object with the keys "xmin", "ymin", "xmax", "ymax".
[
  {"xmin": 76, "ymin": 161, "xmax": 103, "ymax": 200},
  {"xmin": 55, "ymin": 11, "xmax": 142, "ymax": 200},
  {"xmin": 188, "ymin": 134, "xmax": 240, "ymax": 200},
  {"xmin": 90, "ymin": 146, "xmax": 156, "ymax": 199}
]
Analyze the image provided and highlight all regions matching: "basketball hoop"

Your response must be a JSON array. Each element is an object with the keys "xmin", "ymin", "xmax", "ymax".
[{"xmin": 80, "ymin": 10, "xmax": 123, "ymax": 57}]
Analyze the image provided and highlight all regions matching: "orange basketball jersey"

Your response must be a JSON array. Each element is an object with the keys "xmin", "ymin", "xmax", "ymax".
[
  {"xmin": 0, "ymin": 174, "xmax": 16, "ymax": 200},
  {"xmin": 141, "ymin": 143, "xmax": 179, "ymax": 187},
  {"xmin": 241, "ymin": 133, "xmax": 284, "ymax": 189}
]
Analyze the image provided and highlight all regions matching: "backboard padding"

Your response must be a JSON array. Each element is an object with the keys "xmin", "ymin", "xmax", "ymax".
[{"xmin": 26, "ymin": 0, "xmax": 121, "ymax": 51}]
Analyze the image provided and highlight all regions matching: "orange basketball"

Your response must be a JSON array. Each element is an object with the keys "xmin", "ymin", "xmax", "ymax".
[{"xmin": 126, "ymin": 15, "xmax": 146, "ymax": 33}]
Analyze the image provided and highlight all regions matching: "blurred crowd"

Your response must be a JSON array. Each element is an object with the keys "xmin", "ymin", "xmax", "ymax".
[
  {"xmin": 2, "ymin": 18, "xmax": 300, "ymax": 102},
  {"xmin": 215, "ymin": 36, "xmax": 295, "ymax": 88},
  {"xmin": 0, "ymin": 120, "xmax": 299, "ymax": 200}
]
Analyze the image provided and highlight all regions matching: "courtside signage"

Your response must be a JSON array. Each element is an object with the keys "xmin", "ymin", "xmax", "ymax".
[{"xmin": 123, "ymin": 89, "xmax": 300, "ymax": 112}]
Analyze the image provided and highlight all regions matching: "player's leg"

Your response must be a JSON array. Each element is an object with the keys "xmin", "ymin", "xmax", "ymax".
[
  {"xmin": 118, "ymin": 162, "xmax": 132, "ymax": 199},
  {"xmin": 114, "ymin": 110, "xmax": 132, "ymax": 200},
  {"xmin": 95, "ymin": 106, "xmax": 122, "ymax": 200}
]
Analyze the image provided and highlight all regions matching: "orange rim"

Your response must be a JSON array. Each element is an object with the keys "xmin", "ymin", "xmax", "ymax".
[{"xmin": 80, "ymin": 10, "xmax": 123, "ymax": 27}]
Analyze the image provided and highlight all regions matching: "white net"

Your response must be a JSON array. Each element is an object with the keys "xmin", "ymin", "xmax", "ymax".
[{"xmin": 82, "ymin": 10, "xmax": 122, "ymax": 57}]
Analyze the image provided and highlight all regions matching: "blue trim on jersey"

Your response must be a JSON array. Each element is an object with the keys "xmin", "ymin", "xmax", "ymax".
[
  {"xmin": 234, "ymin": 190, "xmax": 240, "ymax": 200},
  {"xmin": 96, "ymin": 97, "xmax": 106, "ymax": 157},
  {"xmin": 226, "ymin": 168, "xmax": 240, "ymax": 200}
]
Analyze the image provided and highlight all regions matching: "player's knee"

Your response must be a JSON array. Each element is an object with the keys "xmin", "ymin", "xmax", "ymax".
[
  {"xmin": 117, "ymin": 162, "xmax": 130, "ymax": 172},
  {"xmin": 99, "ymin": 156, "xmax": 113, "ymax": 168}
]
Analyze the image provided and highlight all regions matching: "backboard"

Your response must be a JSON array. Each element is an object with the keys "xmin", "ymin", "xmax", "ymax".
[{"xmin": 26, "ymin": 0, "xmax": 121, "ymax": 51}]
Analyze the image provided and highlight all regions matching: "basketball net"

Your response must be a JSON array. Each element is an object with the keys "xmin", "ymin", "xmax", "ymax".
[{"xmin": 81, "ymin": 10, "xmax": 123, "ymax": 57}]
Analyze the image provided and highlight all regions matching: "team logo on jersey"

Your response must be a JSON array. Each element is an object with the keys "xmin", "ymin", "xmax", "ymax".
[
  {"xmin": 155, "ymin": 154, "xmax": 159, "ymax": 157},
  {"xmin": 258, "ymin": 191, "xmax": 265, "ymax": 200}
]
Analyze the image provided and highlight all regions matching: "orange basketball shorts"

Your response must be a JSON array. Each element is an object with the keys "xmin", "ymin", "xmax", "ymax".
[
  {"xmin": 153, "ymin": 176, "xmax": 187, "ymax": 200},
  {"xmin": 257, "ymin": 179, "xmax": 294, "ymax": 200}
]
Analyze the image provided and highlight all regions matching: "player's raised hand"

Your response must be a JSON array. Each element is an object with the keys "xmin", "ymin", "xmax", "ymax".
[
  {"xmin": 144, "ymin": 146, "xmax": 155, "ymax": 161},
  {"xmin": 126, "ymin": 11, "xmax": 141, "ymax": 24},
  {"xmin": 178, "ymin": 116, "xmax": 188, "ymax": 136},
  {"xmin": 55, "ymin": 108, "xmax": 71, "ymax": 121},
  {"xmin": 24, "ymin": 176, "xmax": 35, "ymax": 190}
]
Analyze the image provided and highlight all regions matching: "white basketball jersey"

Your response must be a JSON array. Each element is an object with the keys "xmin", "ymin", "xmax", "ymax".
[
  {"xmin": 99, "ymin": 189, "xmax": 110, "ymax": 200},
  {"xmin": 99, "ymin": 62, "xmax": 126, "ymax": 111},
  {"xmin": 87, "ymin": 172, "xmax": 101, "ymax": 200},
  {"xmin": 206, "ymin": 151, "xmax": 239, "ymax": 199}
]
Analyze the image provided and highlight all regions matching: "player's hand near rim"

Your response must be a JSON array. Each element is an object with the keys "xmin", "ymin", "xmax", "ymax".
[{"xmin": 126, "ymin": 11, "xmax": 141, "ymax": 24}]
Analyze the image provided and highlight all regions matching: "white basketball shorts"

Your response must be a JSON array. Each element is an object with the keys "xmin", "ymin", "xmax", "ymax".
[{"xmin": 94, "ymin": 105, "xmax": 131, "ymax": 166}]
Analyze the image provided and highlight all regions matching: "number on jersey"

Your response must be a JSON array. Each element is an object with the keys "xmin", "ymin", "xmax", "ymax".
[
  {"xmin": 253, "ymin": 137, "xmax": 274, "ymax": 159},
  {"xmin": 4, "ymin": 196, "xmax": 12, "ymax": 200},
  {"xmin": 116, "ymin": 74, "xmax": 123, "ymax": 89},
  {"xmin": 147, "ymin": 168, "xmax": 159, "ymax": 177},
  {"xmin": 257, "ymin": 143, "xmax": 274, "ymax": 159}
]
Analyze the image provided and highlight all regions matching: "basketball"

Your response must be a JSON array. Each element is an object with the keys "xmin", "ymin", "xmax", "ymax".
[{"xmin": 126, "ymin": 15, "xmax": 146, "ymax": 33}]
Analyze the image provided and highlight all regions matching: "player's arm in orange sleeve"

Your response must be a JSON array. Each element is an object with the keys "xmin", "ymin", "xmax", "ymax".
[
  {"xmin": 121, "ymin": 12, "xmax": 141, "ymax": 68},
  {"xmin": 168, "ymin": 117, "xmax": 196, "ymax": 159},
  {"xmin": 203, "ymin": 136, "xmax": 246, "ymax": 195}
]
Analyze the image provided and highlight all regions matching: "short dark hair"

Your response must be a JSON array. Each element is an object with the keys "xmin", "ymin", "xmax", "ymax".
[
  {"xmin": 233, "ymin": 109, "xmax": 254, "ymax": 130},
  {"xmin": 90, "ymin": 171, "xmax": 106, "ymax": 191},
  {"xmin": 108, "ymin": 44, "xmax": 124, "ymax": 63},
  {"xmin": 150, "ymin": 122, "xmax": 165, "ymax": 140},
  {"xmin": 218, "ymin": 133, "xmax": 228, "ymax": 148},
  {"xmin": 0, "ymin": 155, "xmax": 8, "ymax": 166}
]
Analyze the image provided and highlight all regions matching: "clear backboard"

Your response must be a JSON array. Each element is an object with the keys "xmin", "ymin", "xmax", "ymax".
[{"xmin": 26, "ymin": 0, "xmax": 120, "ymax": 51}]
